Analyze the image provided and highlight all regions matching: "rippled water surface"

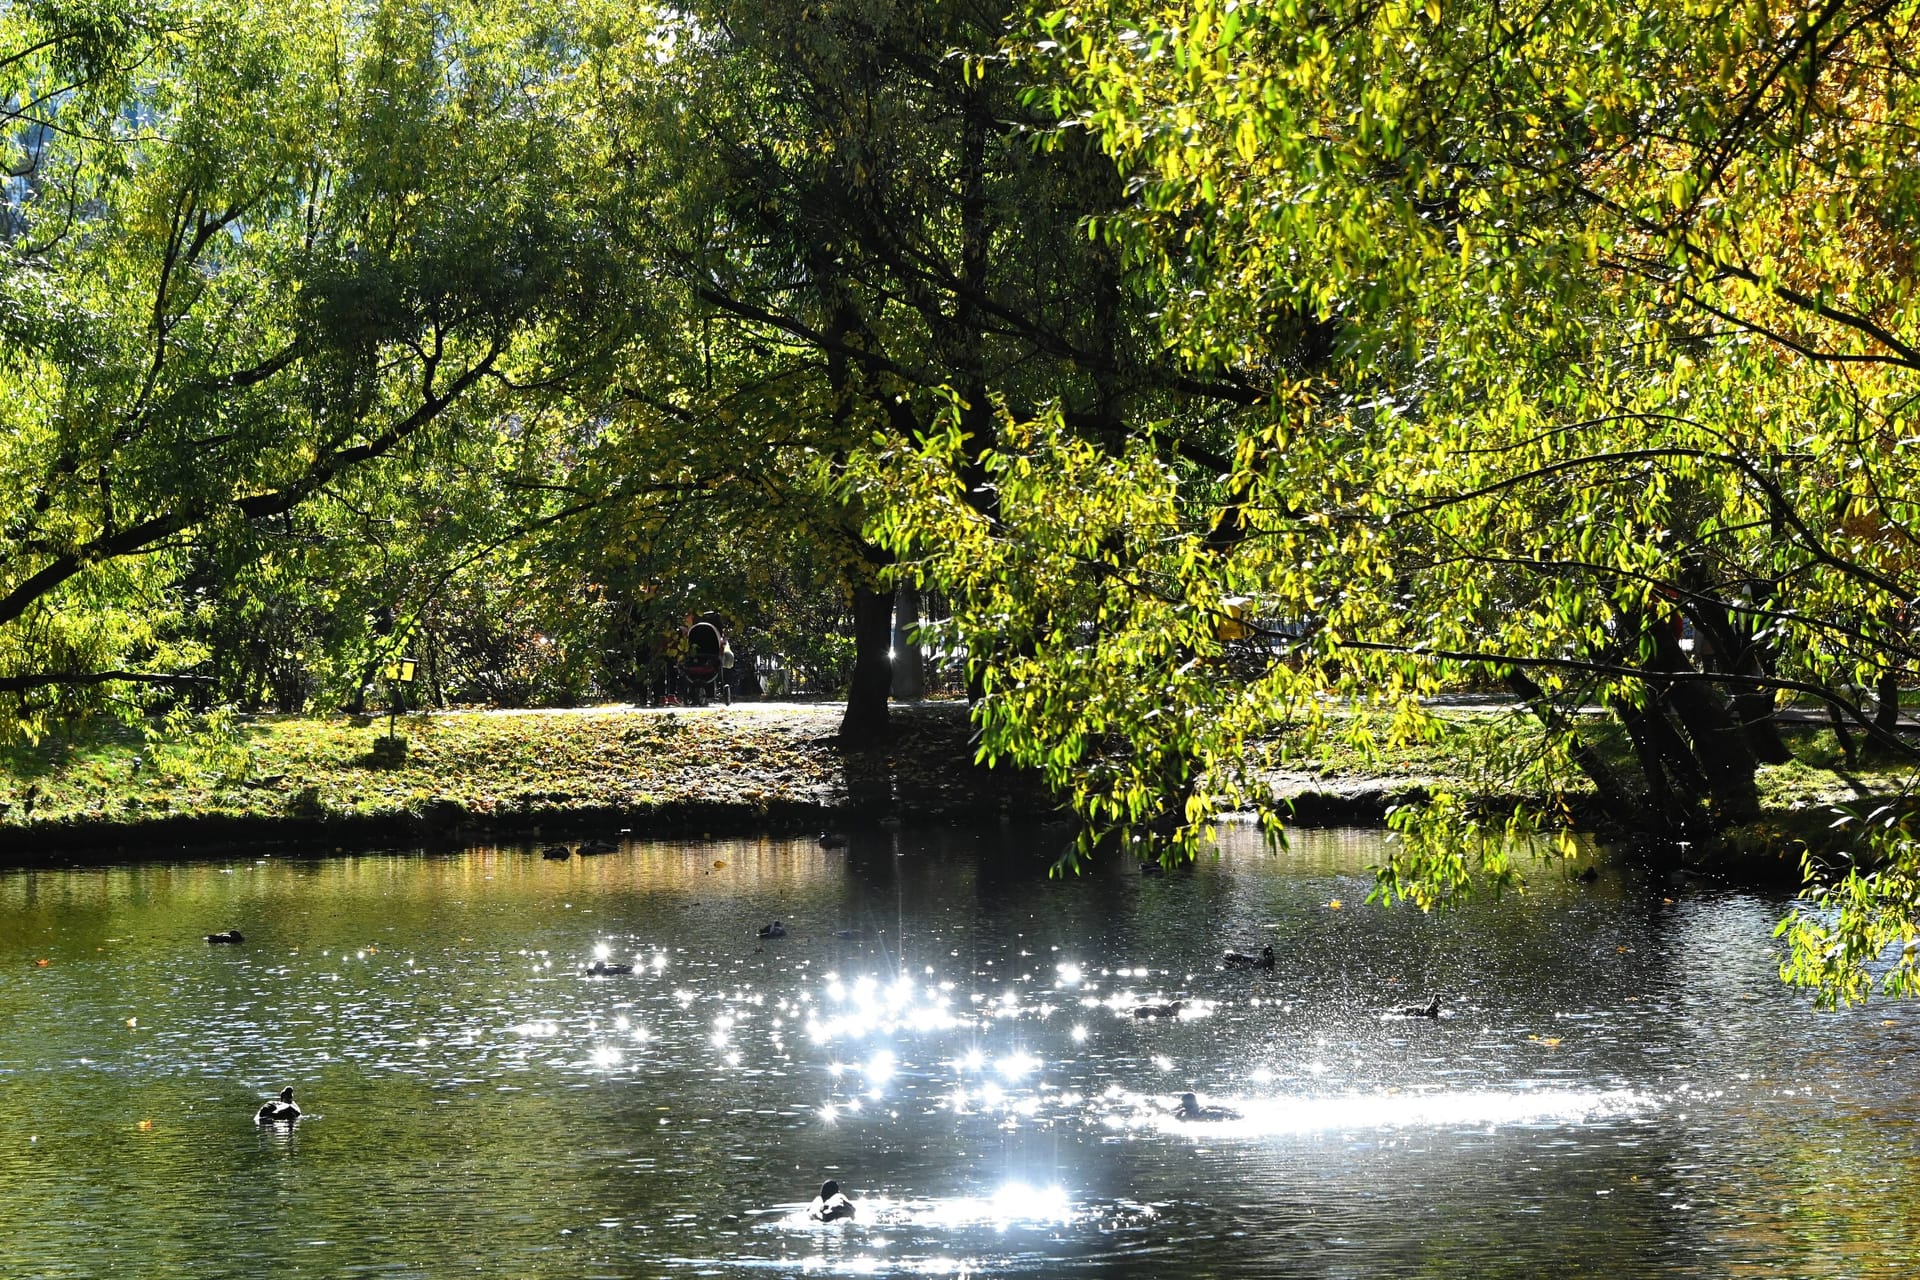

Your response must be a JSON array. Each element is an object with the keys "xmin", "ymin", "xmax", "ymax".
[{"xmin": 2, "ymin": 826, "xmax": 1917, "ymax": 1278}]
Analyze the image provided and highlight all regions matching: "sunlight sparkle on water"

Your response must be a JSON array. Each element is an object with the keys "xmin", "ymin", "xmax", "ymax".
[
  {"xmin": 1114, "ymin": 1087, "xmax": 1651, "ymax": 1138},
  {"xmin": 1055, "ymin": 962, "xmax": 1084, "ymax": 987},
  {"xmin": 806, "ymin": 973, "xmax": 958, "ymax": 1043},
  {"xmin": 995, "ymin": 1052, "xmax": 1040, "ymax": 1081}
]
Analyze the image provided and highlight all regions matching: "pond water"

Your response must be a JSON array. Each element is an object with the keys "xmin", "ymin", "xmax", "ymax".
[{"xmin": 1, "ymin": 826, "xmax": 1916, "ymax": 1278}]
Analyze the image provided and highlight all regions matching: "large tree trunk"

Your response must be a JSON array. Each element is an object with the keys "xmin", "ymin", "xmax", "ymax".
[
  {"xmin": 1646, "ymin": 621, "xmax": 1761, "ymax": 822},
  {"xmin": 840, "ymin": 585, "xmax": 894, "ymax": 745},
  {"xmin": 1687, "ymin": 592, "xmax": 1792, "ymax": 764},
  {"xmin": 1875, "ymin": 667, "xmax": 1902, "ymax": 735}
]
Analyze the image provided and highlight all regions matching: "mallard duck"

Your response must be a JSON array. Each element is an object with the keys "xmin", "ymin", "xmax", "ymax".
[
  {"xmin": 1172, "ymin": 1091, "xmax": 1239, "ymax": 1121},
  {"xmin": 1222, "ymin": 944, "xmax": 1274, "ymax": 970},
  {"xmin": 1399, "ymin": 995, "xmax": 1441, "ymax": 1018},
  {"xmin": 1131, "ymin": 998, "xmax": 1186, "ymax": 1019},
  {"xmin": 541, "ymin": 844, "xmax": 572, "ymax": 860},
  {"xmin": 587, "ymin": 958, "xmax": 635, "ymax": 976},
  {"xmin": 254, "ymin": 1086, "xmax": 301, "ymax": 1124},
  {"xmin": 807, "ymin": 1179, "xmax": 856, "ymax": 1222},
  {"xmin": 205, "ymin": 930, "xmax": 244, "ymax": 945},
  {"xmin": 818, "ymin": 832, "xmax": 848, "ymax": 849},
  {"xmin": 578, "ymin": 838, "xmax": 618, "ymax": 856},
  {"xmin": 758, "ymin": 921, "xmax": 787, "ymax": 938}
]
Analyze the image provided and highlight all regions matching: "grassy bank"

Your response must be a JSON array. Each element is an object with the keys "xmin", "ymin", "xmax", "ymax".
[
  {"xmin": 0, "ymin": 700, "xmax": 1913, "ymax": 864},
  {"xmin": 0, "ymin": 702, "xmax": 1051, "ymax": 859}
]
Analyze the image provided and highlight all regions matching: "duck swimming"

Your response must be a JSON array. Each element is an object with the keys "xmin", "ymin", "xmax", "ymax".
[
  {"xmin": 1400, "ymin": 995, "xmax": 1441, "ymax": 1018},
  {"xmin": 254, "ymin": 1086, "xmax": 301, "ymax": 1124},
  {"xmin": 541, "ymin": 844, "xmax": 572, "ymax": 860},
  {"xmin": 205, "ymin": 930, "xmax": 244, "ymax": 945},
  {"xmin": 1172, "ymin": 1091, "xmax": 1240, "ymax": 1122},
  {"xmin": 758, "ymin": 921, "xmax": 786, "ymax": 938},
  {"xmin": 1222, "ymin": 945, "xmax": 1274, "ymax": 970},
  {"xmin": 807, "ymin": 1179, "xmax": 856, "ymax": 1222},
  {"xmin": 1131, "ymin": 998, "xmax": 1186, "ymax": 1019},
  {"xmin": 587, "ymin": 958, "xmax": 635, "ymax": 975}
]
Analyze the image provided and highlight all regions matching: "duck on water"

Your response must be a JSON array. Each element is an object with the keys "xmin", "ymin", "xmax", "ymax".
[
  {"xmin": 1131, "ymin": 998, "xmax": 1187, "ymax": 1019},
  {"xmin": 1222, "ymin": 944, "xmax": 1274, "ymax": 971},
  {"xmin": 808, "ymin": 1180, "xmax": 856, "ymax": 1222},
  {"xmin": 1172, "ymin": 1091, "xmax": 1240, "ymax": 1122},
  {"xmin": 254, "ymin": 1086, "xmax": 301, "ymax": 1124}
]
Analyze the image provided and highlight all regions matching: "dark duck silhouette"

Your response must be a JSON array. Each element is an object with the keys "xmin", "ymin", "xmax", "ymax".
[
  {"xmin": 1172, "ymin": 1091, "xmax": 1240, "ymax": 1121},
  {"xmin": 758, "ymin": 921, "xmax": 787, "ymax": 938},
  {"xmin": 1131, "ymin": 998, "xmax": 1186, "ymax": 1019},
  {"xmin": 254, "ymin": 1086, "xmax": 301, "ymax": 1124},
  {"xmin": 205, "ymin": 930, "xmax": 244, "ymax": 945},
  {"xmin": 818, "ymin": 832, "xmax": 848, "ymax": 850},
  {"xmin": 807, "ymin": 1179, "xmax": 856, "ymax": 1222},
  {"xmin": 541, "ymin": 844, "xmax": 572, "ymax": 860},
  {"xmin": 587, "ymin": 958, "xmax": 635, "ymax": 975},
  {"xmin": 1222, "ymin": 944, "xmax": 1274, "ymax": 971},
  {"xmin": 1399, "ymin": 995, "xmax": 1441, "ymax": 1018}
]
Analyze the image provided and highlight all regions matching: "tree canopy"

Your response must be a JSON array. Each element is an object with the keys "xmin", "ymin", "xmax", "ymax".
[
  {"xmin": 5, "ymin": 0, "xmax": 1920, "ymax": 1003},
  {"xmin": 861, "ymin": 0, "xmax": 1920, "ymax": 1001},
  {"xmin": 0, "ymin": 0, "xmax": 648, "ymax": 733}
]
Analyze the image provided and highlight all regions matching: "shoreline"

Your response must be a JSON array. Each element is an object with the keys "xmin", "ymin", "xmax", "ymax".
[{"xmin": 0, "ymin": 700, "xmax": 1900, "ymax": 873}]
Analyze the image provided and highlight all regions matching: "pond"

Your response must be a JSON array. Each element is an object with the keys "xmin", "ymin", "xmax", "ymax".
[{"xmin": 1, "ymin": 826, "xmax": 1916, "ymax": 1278}]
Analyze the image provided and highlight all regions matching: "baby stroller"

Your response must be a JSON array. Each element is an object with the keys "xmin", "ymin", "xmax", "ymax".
[{"xmin": 679, "ymin": 619, "xmax": 732, "ymax": 706}]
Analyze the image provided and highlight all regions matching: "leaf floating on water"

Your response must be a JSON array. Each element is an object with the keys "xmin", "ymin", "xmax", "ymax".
[
  {"xmin": 713, "ymin": 861, "xmax": 727, "ymax": 870},
  {"xmin": 137, "ymin": 1119, "xmax": 153, "ymax": 1131},
  {"xmin": 1527, "ymin": 1035, "xmax": 1563, "ymax": 1048},
  {"xmin": 1327, "ymin": 899, "xmax": 1343, "ymax": 910},
  {"xmin": 34, "ymin": 958, "xmax": 49, "ymax": 967}
]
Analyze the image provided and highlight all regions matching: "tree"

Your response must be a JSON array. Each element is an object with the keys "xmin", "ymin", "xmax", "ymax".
[
  {"xmin": 588, "ymin": 0, "xmax": 1231, "ymax": 743},
  {"xmin": 862, "ymin": 0, "xmax": 1920, "ymax": 1001},
  {"xmin": 0, "ymin": 0, "xmax": 645, "ymax": 738}
]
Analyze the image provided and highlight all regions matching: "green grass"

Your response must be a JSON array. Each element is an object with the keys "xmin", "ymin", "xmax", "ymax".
[
  {"xmin": 0, "ymin": 705, "xmax": 856, "ymax": 833},
  {"xmin": 2, "ymin": 703, "xmax": 1914, "ymax": 856}
]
